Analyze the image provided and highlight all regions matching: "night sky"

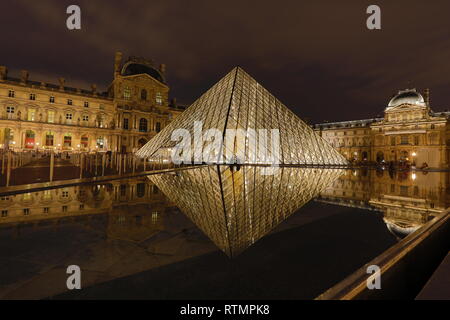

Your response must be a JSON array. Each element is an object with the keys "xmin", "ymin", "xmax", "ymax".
[{"xmin": 1, "ymin": 0, "xmax": 450, "ymax": 124}]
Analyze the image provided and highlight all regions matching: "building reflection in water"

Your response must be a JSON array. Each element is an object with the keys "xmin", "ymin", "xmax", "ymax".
[
  {"xmin": 317, "ymin": 168, "xmax": 450, "ymax": 239},
  {"xmin": 0, "ymin": 178, "xmax": 169, "ymax": 243},
  {"xmin": 149, "ymin": 166, "xmax": 344, "ymax": 257}
]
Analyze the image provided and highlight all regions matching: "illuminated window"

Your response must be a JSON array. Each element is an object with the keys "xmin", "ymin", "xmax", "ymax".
[
  {"xmin": 43, "ymin": 190, "xmax": 51, "ymax": 200},
  {"xmin": 45, "ymin": 132, "xmax": 54, "ymax": 146},
  {"xmin": 63, "ymin": 133, "xmax": 72, "ymax": 147},
  {"xmin": 96, "ymin": 136, "xmax": 104, "ymax": 149},
  {"xmin": 23, "ymin": 193, "xmax": 31, "ymax": 201},
  {"xmin": 47, "ymin": 111, "xmax": 55, "ymax": 123},
  {"xmin": 123, "ymin": 87, "xmax": 131, "ymax": 100},
  {"xmin": 28, "ymin": 108, "xmax": 35, "ymax": 121},
  {"xmin": 156, "ymin": 92, "xmax": 162, "ymax": 105},
  {"xmin": 81, "ymin": 135, "xmax": 88, "ymax": 148}
]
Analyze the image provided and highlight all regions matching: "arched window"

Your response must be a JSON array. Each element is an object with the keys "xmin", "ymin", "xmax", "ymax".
[
  {"xmin": 141, "ymin": 89, "xmax": 147, "ymax": 101},
  {"xmin": 139, "ymin": 118, "xmax": 148, "ymax": 132},
  {"xmin": 63, "ymin": 133, "xmax": 72, "ymax": 147}
]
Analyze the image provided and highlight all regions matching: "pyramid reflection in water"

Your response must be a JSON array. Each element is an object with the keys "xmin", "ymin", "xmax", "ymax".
[
  {"xmin": 137, "ymin": 67, "xmax": 347, "ymax": 166},
  {"xmin": 149, "ymin": 166, "xmax": 344, "ymax": 257}
]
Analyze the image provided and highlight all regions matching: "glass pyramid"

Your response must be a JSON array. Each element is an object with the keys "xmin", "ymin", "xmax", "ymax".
[
  {"xmin": 136, "ymin": 67, "xmax": 347, "ymax": 166},
  {"xmin": 150, "ymin": 166, "xmax": 344, "ymax": 257}
]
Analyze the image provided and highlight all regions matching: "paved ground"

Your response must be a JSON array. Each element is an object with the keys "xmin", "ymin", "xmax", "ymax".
[{"xmin": 0, "ymin": 157, "xmax": 131, "ymax": 186}]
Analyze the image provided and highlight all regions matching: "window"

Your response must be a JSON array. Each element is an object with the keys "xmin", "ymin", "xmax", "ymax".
[
  {"xmin": 49, "ymin": 96, "xmax": 55, "ymax": 103},
  {"xmin": 62, "ymin": 206, "xmax": 68, "ymax": 213},
  {"xmin": 99, "ymin": 104, "xmax": 105, "ymax": 110},
  {"xmin": 63, "ymin": 134, "xmax": 71, "ymax": 147},
  {"xmin": 65, "ymin": 113, "xmax": 72, "ymax": 124},
  {"xmin": 97, "ymin": 114, "xmax": 105, "ymax": 128},
  {"xmin": 1, "ymin": 210, "xmax": 7, "ymax": 217},
  {"xmin": 24, "ymin": 208, "xmax": 30, "ymax": 216},
  {"xmin": 155, "ymin": 92, "xmax": 163, "ymax": 105},
  {"xmin": 123, "ymin": 87, "xmax": 131, "ymax": 100},
  {"xmin": 81, "ymin": 135, "xmax": 88, "ymax": 148},
  {"xmin": 43, "ymin": 207, "xmax": 49, "ymax": 214},
  {"xmin": 431, "ymin": 124, "xmax": 435, "ymax": 129},
  {"xmin": 120, "ymin": 184, "xmax": 126, "ymax": 196},
  {"xmin": 139, "ymin": 118, "xmax": 148, "ymax": 132},
  {"xmin": 123, "ymin": 118, "xmax": 129, "ymax": 130},
  {"xmin": 8, "ymin": 90, "xmax": 14, "ymax": 98},
  {"xmin": 390, "ymin": 136, "xmax": 395, "ymax": 146},
  {"xmin": 43, "ymin": 190, "xmax": 51, "ymax": 200},
  {"xmin": 390, "ymin": 184, "xmax": 395, "ymax": 193},
  {"xmin": 414, "ymin": 136, "xmax": 419, "ymax": 145},
  {"xmin": 137, "ymin": 183, "xmax": 145, "ymax": 198},
  {"xmin": 400, "ymin": 186, "xmax": 409, "ymax": 197},
  {"xmin": 155, "ymin": 121, "xmax": 161, "ymax": 132},
  {"xmin": 82, "ymin": 115, "xmax": 89, "ymax": 122},
  {"xmin": 141, "ymin": 89, "xmax": 147, "ymax": 101},
  {"xmin": 6, "ymin": 106, "xmax": 14, "ymax": 119},
  {"xmin": 45, "ymin": 132, "xmax": 54, "ymax": 146},
  {"xmin": 47, "ymin": 111, "xmax": 55, "ymax": 123},
  {"xmin": 96, "ymin": 136, "xmax": 104, "ymax": 149},
  {"xmin": 79, "ymin": 204, "xmax": 84, "ymax": 210},
  {"xmin": 29, "ymin": 93, "xmax": 36, "ymax": 100},
  {"xmin": 23, "ymin": 193, "xmax": 31, "ymax": 201},
  {"xmin": 84, "ymin": 101, "xmax": 89, "ymax": 108},
  {"xmin": 67, "ymin": 99, "xmax": 73, "ymax": 105},
  {"xmin": 400, "ymin": 135, "xmax": 409, "ymax": 145},
  {"xmin": 62, "ymin": 190, "xmax": 69, "ymax": 197},
  {"xmin": 28, "ymin": 108, "xmax": 35, "ymax": 121}
]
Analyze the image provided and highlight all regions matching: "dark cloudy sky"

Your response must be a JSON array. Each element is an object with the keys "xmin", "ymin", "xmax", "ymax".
[{"xmin": 1, "ymin": 0, "xmax": 450, "ymax": 123}]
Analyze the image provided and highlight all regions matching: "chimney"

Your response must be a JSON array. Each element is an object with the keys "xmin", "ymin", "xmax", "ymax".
[
  {"xmin": 91, "ymin": 84, "xmax": 97, "ymax": 95},
  {"xmin": 20, "ymin": 70, "xmax": 29, "ymax": 83},
  {"xmin": 58, "ymin": 77, "xmax": 65, "ymax": 91},
  {"xmin": 114, "ymin": 51, "xmax": 123, "ymax": 78},
  {"xmin": 159, "ymin": 63, "xmax": 166, "ymax": 74},
  {"xmin": 424, "ymin": 88, "xmax": 430, "ymax": 106},
  {"xmin": 40, "ymin": 82, "xmax": 46, "ymax": 88},
  {"xmin": 0, "ymin": 66, "xmax": 7, "ymax": 80},
  {"xmin": 171, "ymin": 97, "xmax": 177, "ymax": 107}
]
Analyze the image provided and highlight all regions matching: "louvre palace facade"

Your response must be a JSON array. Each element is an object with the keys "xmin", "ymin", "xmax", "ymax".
[
  {"xmin": 314, "ymin": 89, "xmax": 450, "ymax": 169},
  {"xmin": 0, "ymin": 51, "xmax": 185, "ymax": 153}
]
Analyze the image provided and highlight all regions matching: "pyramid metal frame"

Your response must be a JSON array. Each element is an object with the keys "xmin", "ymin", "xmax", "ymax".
[
  {"xmin": 150, "ymin": 165, "xmax": 344, "ymax": 257},
  {"xmin": 136, "ymin": 67, "xmax": 347, "ymax": 167}
]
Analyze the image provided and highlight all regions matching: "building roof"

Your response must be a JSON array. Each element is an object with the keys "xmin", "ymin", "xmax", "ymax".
[{"xmin": 387, "ymin": 88, "xmax": 426, "ymax": 109}]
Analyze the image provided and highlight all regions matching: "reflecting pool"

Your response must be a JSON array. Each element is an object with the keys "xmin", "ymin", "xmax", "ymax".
[{"xmin": 0, "ymin": 166, "xmax": 447, "ymax": 299}]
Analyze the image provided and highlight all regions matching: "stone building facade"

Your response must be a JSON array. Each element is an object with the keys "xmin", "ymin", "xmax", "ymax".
[
  {"xmin": 313, "ymin": 89, "xmax": 450, "ymax": 169},
  {"xmin": 0, "ymin": 52, "xmax": 185, "ymax": 153}
]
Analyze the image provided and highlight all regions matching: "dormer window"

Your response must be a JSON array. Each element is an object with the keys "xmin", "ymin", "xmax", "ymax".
[{"xmin": 123, "ymin": 87, "xmax": 131, "ymax": 100}]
